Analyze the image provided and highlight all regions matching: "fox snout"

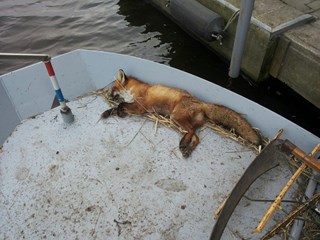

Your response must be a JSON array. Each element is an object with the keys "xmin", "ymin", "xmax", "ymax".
[
  {"xmin": 109, "ymin": 88, "xmax": 124, "ymax": 103},
  {"xmin": 111, "ymin": 92, "xmax": 121, "ymax": 102}
]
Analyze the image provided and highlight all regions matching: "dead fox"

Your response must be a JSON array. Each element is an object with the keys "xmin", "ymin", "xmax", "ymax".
[{"xmin": 102, "ymin": 69, "xmax": 261, "ymax": 157}]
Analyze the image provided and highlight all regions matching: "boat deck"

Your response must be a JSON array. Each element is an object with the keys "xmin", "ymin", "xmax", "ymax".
[{"xmin": 0, "ymin": 95, "xmax": 295, "ymax": 239}]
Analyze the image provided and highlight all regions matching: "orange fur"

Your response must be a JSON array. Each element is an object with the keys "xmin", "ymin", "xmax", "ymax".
[{"xmin": 102, "ymin": 69, "xmax": 261, "ymax": 157}]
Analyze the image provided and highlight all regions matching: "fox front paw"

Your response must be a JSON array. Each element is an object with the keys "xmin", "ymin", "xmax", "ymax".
[
  {"xmin": 101, "ymin": 108, "xmax": 116, "ymax": 118},
  {"xmin": 117, "ymin": 103, "xmax": 129, "ymax": 118}
]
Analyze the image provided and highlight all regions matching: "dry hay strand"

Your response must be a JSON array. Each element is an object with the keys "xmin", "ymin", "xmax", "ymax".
[{"xmin": 145, "ymin": 113, "xmax": 187, "ymax": 135}]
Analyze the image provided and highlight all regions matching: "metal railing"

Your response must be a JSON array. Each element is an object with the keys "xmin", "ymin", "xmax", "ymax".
[{"xmin": 0, "ymin": 53, "xmax": 74, "ymax": 123}]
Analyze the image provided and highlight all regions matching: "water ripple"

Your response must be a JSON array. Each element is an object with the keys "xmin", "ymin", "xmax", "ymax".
[{"xmin": 0, "ymin": 0, "xmax": 172, "ymax": 72}]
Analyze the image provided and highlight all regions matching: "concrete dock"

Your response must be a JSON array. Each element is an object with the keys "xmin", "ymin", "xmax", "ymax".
[{"xmin": 148, "ymin": 0, "xmax": 320, "ymax": 109}]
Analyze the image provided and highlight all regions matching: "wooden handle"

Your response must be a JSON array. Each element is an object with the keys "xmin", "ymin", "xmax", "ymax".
[
  {"xmin": 291, "ymin": 146, "xmax": 320, "ymax": 173},
  {"xmin": 282, "ymin": 140, "xmax": 320, "ymax": 173}
]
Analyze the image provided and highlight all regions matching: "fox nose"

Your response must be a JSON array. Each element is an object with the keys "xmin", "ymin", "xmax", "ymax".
[{"xmin": 112, "ymin": 94, "xmax": 120, "ymax": 101}]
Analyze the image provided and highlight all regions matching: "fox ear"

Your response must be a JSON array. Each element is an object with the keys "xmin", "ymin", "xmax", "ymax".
[{"xmin": 117, "ymin": 69, "xmax": 127, "ymax": 85}]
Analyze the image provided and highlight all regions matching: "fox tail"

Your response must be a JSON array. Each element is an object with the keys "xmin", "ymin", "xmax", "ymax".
[{"xmin": 204, "ymin": 103, "xmax": 262, "ymax": 145}]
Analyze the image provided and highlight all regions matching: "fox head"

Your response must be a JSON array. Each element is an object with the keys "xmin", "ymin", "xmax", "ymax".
[{"xmin": 110, "ymin": 69, "xmax": 135, "ymax": 103}]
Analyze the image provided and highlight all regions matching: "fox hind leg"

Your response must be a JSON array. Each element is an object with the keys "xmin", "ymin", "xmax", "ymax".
[
  {"xmin": 172, "ymin": 103, "xmax": 204, "ymax": 158},
  {"xmin": 172, "ymin": 115, "xmax": 200, "ymax": 158},
  {"xmin": 179, "ymin": 132, "xmax": 199, "ymax": 158}
]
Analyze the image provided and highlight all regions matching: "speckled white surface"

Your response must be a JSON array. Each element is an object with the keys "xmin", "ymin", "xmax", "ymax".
[{"xmin": 0, "ymin": 95, "xmax": 294, "ymax": 239}]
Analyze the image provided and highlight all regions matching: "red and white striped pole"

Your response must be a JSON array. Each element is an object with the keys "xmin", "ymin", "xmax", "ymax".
[{"xmin": 44, "ymin": 59, "xmax": 74, "ymax": 123}]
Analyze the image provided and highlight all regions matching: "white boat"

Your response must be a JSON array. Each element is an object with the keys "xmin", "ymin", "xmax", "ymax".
[{"xmin": 0, "ymin": 49, "xmax": 319, "ymax": 239}]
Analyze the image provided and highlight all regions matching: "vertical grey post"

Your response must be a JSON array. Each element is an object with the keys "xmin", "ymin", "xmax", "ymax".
[
  {"xmin": 228, "ymin": 0, "xmax": 255, "ymax": 78},
  {"xmin": 290, "ymin": 166, "xmax": 320, "ymax": 239}
]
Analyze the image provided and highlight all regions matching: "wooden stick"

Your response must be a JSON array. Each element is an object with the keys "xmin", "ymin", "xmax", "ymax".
[
  {"xmin": 254, "ymin": 165, "xmax": 306, "ymax": 232},
  {"xmin": 254, "ymin": 144, "xmax": 320, "ymax": 233},
  {"xmin": 272, "ymin": 129, "xmax": 284, "ymax": 141},
  {"xmin": 261, "ymin": 192, "xmax": 320, "ymax": 240},
  {"xmin": 214, "ymin": 194, "xmax": 229, "ymax": 219}
]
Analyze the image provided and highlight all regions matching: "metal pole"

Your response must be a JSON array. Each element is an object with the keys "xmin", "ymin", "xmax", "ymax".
[
  {"xmin": 228, "ymin": 0, "xmax": 255, "ymax": 78},
  {"xmin": 0, "ymin": 52, "xmax": 74, "ymax": 123},
  {"xmin": 0, "ymin": 53, "xmax": 50, "ymax": 61},
  {"xmin": 289, "ymin": 164, "xmax": 320, "ymax": 239}
]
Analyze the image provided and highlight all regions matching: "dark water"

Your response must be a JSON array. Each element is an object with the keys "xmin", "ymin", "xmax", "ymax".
[{"xmin": 0, "ymin": 0, "xmax": 319, "ymax": 136}]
